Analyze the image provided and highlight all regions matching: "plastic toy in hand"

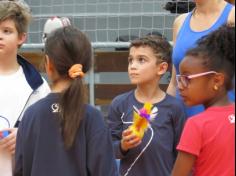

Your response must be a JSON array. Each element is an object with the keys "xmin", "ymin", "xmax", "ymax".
[
  {"xmin": 129, "ymin": 103, "xmax": 158, "ymax": 139},
  {"xmin": 0, "ymin": 131, "xmax": 9, "ymax": 140},
  {"xmin": 0, "ymin": 115, "xmax": 10, "ymax": 140}
]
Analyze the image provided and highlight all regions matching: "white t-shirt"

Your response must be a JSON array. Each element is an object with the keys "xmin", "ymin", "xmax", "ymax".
[
  {"xmin": 0, "ymin": 66, "xmax": 32, "ymax": 176},
  {"xmin": 0, "ymin": 66, "xmax": 32, "ymax": 127}
]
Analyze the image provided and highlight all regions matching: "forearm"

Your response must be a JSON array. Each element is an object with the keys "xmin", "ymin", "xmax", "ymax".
[
  {"xmin": 172, "ymin": 151, "xmax": 196, "ymax": 176},
  {"xmin": 167, "ymin": 65, "xmax": 177, "ymax": 96},
  {"xmin": 167, "ymin": 82, "xmax": 176, "ymax": 96}
]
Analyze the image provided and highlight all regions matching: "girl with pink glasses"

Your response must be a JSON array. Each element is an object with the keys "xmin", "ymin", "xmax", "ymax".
[{"xmin": 172, "ymin": 25, "xmax": 235, "ymax": 176}]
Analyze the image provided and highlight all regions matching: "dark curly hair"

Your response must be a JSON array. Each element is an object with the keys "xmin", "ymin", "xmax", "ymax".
[{"xmin": 186, "ymin": 24, "xmax": 235, "ymax": 91}]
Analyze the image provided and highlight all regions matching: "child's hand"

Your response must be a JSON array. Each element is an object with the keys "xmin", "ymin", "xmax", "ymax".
[
  {"xmin": 121, "ymin": 129, "xmax": 142, "ymax": 152},
  {"xmin": 0, "ymin": 128, "xmax": 18, "ymax": 155}
]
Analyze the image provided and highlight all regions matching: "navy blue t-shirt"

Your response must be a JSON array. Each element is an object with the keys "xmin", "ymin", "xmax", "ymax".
[
  {"xmin": 107, "ymin": 90, "xmax": 186, "ymax": 176},
  {"xmin": 14, "ymin": 93, "xmax": 118, "ymax": 176}
]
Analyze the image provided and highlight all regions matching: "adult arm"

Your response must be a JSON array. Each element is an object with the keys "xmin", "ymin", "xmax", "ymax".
[
  {"xmin": 167, "ymin": 66, "xmax": 177, "ymax": 96},
  {"xmin": 167, "ymin": 14, "xmax": 188, "ymax": 96}
]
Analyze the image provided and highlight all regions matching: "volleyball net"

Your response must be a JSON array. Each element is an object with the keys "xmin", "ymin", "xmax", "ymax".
[{"xmin": 23, "ymin": 0, "xmax": 195, "ymax": 50}]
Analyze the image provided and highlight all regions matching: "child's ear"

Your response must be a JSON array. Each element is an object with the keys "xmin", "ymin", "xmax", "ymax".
[
  {"xmin": 45, "ymin": 55, "xmax": 55, "ymax": 78},
  {"xmin": 157, "ymin": 62, "xmax": 168, "ymax": 75},
  {"xmin": 213, "ymin": 72, "xmax": 225, "ymax": 89},
  {"xmin": 18, "ymin": 33, "xmax": 27, "ymax": 46}
]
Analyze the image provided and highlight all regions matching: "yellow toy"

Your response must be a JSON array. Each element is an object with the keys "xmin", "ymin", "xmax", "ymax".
[{"xmin": 129, "ymin": 103, "xmax": 157, "ymax": 139}]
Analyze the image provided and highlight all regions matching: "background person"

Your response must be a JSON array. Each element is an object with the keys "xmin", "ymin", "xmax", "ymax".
[
  {"xmin": 167, "ymin": 0, "xmax": 235, "ymax": 117},
  {"xmin": 0, "ymin": 1, "xmax": 50, "ymax": 175}
]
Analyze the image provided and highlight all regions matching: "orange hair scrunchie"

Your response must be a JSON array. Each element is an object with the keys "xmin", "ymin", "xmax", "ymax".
[{"xmin": 68, "ymin": 64, "xmax": 85, "ymax": 79}]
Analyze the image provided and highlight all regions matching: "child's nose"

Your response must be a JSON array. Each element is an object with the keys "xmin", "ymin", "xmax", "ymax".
[
  {"xmin": 0, "ymin": 33, "xmax": 3, "ymax": 40},
  {"xmin": 131, "ymin": 60, "xmax": 140, "ymax": 68},
  {"xmin": 177, "ymin": 82, "xmax": 185, "ymax": 91},
  {"xmin": 129, "ymin": 62, "xmax": 137, "ymax": 70}
]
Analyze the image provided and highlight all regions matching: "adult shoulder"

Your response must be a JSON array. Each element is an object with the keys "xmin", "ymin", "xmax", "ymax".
[
  {"xmin": 174, "ymin": 13, "xmax": 189, "ymax": 26},
  {"xmin": 173, "ymin": 13, "xmax": 189, "ymax": 43}
]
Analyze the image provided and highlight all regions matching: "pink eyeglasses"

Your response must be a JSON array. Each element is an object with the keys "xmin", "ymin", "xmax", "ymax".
[{"xmin": 176, "ymin": 71, "xmax": 217, "ymax": 88}]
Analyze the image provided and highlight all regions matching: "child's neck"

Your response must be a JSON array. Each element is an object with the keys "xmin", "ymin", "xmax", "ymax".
[
  {"xmin": 0, "ymin": 55, "xmax": 20, "ymax": 75},
  {"xmin": 135, "ymin": 84, "xmax": 166, "ymax": 104},
  {"xmin": 204, "ymin": 92, "xmax": 232, "ymax": 109},
  {"xmin": 51, "ymin": 78, "xmax": 72, "ymax": 93}
]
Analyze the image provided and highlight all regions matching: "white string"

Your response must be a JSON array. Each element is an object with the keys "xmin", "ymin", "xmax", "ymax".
[
  {"xmin": 0, "ymin": 116, "xmax": 10, "ymax": 129},
  {"xmin": 120, "ymin": 113, "xmax": 154, "ymax": 176}
]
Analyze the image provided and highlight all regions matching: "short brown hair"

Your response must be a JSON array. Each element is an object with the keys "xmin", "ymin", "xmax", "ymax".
[
  {"xmin": 0, "ymin": 1, "xmax": 32, "ymax": 34},
  {"xmin": 130, "ymin": 35, "xmax": 172, "ymax": 64}
]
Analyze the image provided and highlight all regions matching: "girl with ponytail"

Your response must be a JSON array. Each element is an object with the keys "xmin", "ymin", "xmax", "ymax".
[{"xmin": 14, "ymin": 26, "xmax": 118, "ymax": 176}]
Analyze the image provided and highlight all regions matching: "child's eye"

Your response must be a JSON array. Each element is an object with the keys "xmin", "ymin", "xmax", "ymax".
[
  {"xmin": 3, "ymin": 29, "xmax": 12, "ymax": 34},
  {"xmin": 128, "ymin": 57, "xmax": 133, "ymax": 64},
  {"xmin": 138, "ymin": 57, "xmax": 146, "ymax": 63}
]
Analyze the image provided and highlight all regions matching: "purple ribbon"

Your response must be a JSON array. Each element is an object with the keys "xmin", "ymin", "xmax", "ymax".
[{"xmin": 139, "ymin": 109, "xmax": 151, "ymax": 121}]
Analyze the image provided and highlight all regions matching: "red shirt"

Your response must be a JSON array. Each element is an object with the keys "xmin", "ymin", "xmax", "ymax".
[{"xmin": 177, "ymin": 104, "xmax": 235, "ymax": 176}]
